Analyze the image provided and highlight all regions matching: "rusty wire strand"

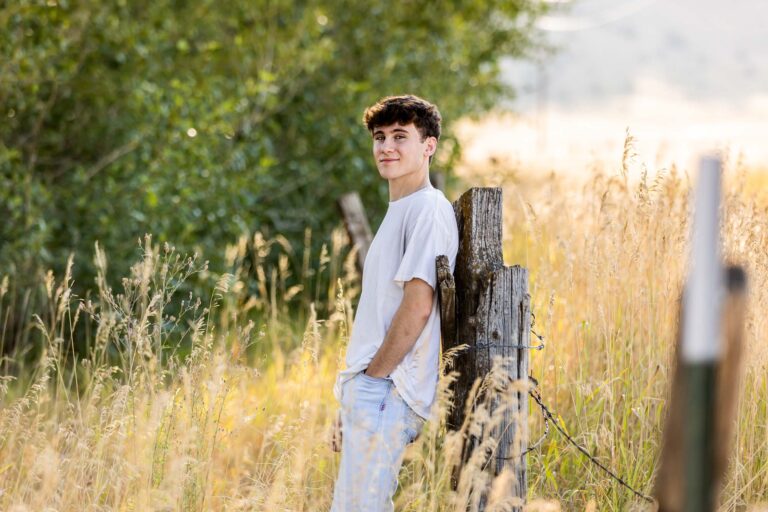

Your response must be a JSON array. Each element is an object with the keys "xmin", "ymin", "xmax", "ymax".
[
  {"xmin": 451, "ymin": 310, "xmax": 653, "ymax": 503},
  {"xmin": 526, "ymin": 308, "xmax": 653, "ymax": 502},
  {"xmin": 526, "ymin": 378, "xmax": 655, "ymax": 503}
]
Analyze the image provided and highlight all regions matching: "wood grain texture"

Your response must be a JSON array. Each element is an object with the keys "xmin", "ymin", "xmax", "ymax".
[
  {"xmin": 437, "ymin": 255, "xmax": 457, "ymax": 350},
  {"xmin": 436, "ymin": 187, "xmax": 530, "ymax": 510},
  {"xmin": 448, "ymin": 188, "xmax": 504, "ymax": 432}
]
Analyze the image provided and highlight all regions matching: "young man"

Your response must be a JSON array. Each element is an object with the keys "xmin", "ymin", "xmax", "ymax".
[{"xmin": 329, "ymin": 95, "xmax": 459, "ymax": 511}]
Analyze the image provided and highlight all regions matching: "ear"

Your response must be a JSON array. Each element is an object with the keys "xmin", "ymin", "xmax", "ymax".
[{"xmin": 424, "ymin": 136, "xmax": 437, "ymax": 158}]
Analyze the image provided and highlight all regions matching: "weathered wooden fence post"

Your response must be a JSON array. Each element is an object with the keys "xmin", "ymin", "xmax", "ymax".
[
  {"xmin": 337, "ymin": 192, "xmax": 373, "ymax": 273},
  {"xmin": 437, "ymin": 187, "xmax": 531, "ymax": 510}
]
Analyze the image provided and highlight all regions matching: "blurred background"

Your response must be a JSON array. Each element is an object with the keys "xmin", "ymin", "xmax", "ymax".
[
  {"xmin": 1, "ymin": 0, "xmax": 546, "ymax": 319},
  {"xmin": 5, "ymin": 0, "xmax": 765, "ymax": 306},
  {"xmin": 461, "ymin": 0, "xmax": 768, "ymax": 173}
]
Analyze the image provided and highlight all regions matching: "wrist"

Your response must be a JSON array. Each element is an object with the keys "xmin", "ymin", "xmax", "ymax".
[{"xmin": 364, "ymin": 368, "xmax": 384, "ymax": 378}]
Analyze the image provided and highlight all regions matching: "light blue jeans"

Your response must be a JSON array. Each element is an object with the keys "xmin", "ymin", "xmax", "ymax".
[{"xmin": 330, "ymin": 371, "xmax": 425, "ymax": 512}]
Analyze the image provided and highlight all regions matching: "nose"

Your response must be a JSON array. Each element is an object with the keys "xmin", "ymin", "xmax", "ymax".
[{"xmin": 379, "ymin": 137, "xmax": 396, "ymax": 153}]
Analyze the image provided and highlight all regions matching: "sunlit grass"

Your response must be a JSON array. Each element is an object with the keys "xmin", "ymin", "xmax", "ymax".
[
  {"xmin": 469, "ymin": 141, "xmax": 768, "ymax": 509},
  {"xmin": 2, "ymin": 141, "xmax": 768, "ymax": 510}
]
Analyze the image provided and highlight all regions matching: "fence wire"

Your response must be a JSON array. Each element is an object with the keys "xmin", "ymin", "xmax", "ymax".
[
  {"xmin": 521, "ymin": 314, "xmax": 655, "ymax": 503},
  {"xmin": 448, "ymin": 309, "xmax": 655, "ymax": 502},
  {"xmin": 526, "ymin": 377, "xmax": 655, "ymax": 503}
]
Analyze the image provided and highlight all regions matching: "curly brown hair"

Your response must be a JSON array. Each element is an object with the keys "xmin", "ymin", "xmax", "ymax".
[{"xmin": 362, "ymin": 95, "xmax": 442, "ymax": 141}]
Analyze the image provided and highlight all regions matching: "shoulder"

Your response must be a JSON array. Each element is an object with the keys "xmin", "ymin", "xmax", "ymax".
[
  {"xmin": 434, "ymin": 189, "xmax": 457, "ymax": 221},
  {"xmin": 404, "ymin": 188, "xmax": 440, "ymax": 221},
  {"xmin": 406, "ymin": 189, "xmax": 457, "ymax": 236},
  {"xmin": 407, "ymin": 187, "xmax": 452, "ymax": 213}
]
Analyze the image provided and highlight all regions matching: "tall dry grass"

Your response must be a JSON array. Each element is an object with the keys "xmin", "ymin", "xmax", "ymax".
[
  {"xmin": 0, "ymin": 229, "xmax": 532, "ymax": 510},
  {"xmin": 0, "ymin": 225, "xmax": 365, "ymax": 511},
  {"xmin": 2, "ymin": 140, "xmax": 768, "ymax": 510},
  {"xmin": 466, "ymin": 140, "xmax": 768, "ymax": 509}
]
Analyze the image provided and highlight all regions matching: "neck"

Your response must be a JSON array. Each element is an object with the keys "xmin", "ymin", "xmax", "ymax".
[{"xmin": 388, "ymin": 170, "xmax": 431, "ymax": 202}]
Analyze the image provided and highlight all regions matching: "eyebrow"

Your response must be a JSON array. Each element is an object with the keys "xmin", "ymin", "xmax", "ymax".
[{"xmin": 373, "ymin": 128, "xmax": 409, "ymax": 136}]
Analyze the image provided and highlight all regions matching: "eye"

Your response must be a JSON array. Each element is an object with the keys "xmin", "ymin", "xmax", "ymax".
[{"xmin": 395, "ymin": 135, "xmax": 405, "ymax": 140}]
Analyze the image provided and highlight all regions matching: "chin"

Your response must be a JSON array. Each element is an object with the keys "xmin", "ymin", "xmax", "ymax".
[{"xmin": 377, "ymin": 168, "xmax": 401, "ymax": 180}]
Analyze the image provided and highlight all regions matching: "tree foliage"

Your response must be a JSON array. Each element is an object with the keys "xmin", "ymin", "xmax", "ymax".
[{"xmin": 1, "ymin": 0, "xmax": 545, "ymax": 294}]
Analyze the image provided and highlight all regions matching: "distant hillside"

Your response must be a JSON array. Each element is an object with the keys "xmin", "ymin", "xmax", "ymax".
[
  {"xmin": 459, "ymin": 0, "xmax": 768, "ymax": 173},
  {"xmin": 506, "ymin": 0, "xmax": 768, "ymax": 110}
]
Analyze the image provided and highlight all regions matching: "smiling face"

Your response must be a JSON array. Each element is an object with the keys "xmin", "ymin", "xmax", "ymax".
[{"xmin": 372, "ymin": 122, "xmax": 437, "ymax": 181}]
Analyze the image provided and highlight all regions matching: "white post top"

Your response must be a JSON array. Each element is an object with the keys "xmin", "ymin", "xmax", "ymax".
[{"xmin": 681, "ymin": 155, "xmax": 724, "ymax": 363}]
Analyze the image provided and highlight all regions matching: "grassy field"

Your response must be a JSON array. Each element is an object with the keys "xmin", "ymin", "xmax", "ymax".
[{"xmin": 2, "ymin": 146, "xmax": 768, "ymax": 510}]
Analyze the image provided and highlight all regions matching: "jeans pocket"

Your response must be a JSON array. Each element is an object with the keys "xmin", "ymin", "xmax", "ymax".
[{"xmin": 347, "ymin": 372, "xmax": 392, "ymax": 434}]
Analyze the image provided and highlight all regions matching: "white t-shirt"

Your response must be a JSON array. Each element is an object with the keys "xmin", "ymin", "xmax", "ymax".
[{"xmin": 333, "ymin": 183, "xmax": 459, "ymax": 420}]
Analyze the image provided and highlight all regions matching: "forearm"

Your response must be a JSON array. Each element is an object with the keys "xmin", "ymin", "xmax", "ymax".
[{"xmin": 365, "ymin": 302, "xmax": 430, "ymax": 378}]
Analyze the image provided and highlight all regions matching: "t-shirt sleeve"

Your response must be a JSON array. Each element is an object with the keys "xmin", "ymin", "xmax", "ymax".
[{"xmin": 393, "ymin": 207, "xmax": 445, "ymax": 291}]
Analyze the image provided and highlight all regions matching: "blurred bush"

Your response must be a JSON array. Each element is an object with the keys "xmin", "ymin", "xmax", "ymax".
[{"xmin": 0, "ymin": 0, "xmax": 545, "ymax": 314}]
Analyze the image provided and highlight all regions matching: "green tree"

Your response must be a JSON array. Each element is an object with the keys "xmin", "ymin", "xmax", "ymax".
[{"xmin": 1, "ymin": 0, "xmax": 545, "ymax": 310}]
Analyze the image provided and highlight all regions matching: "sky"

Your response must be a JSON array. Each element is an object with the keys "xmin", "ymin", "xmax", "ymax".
[{"xmin": 458, "ymin": 0, "xmax": 768, "ymax": 175}]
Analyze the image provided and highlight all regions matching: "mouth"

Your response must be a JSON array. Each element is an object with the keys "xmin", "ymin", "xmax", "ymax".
[{"xmin": 379, "ymin": 158, "xmax": 399, "ymax": 163}]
